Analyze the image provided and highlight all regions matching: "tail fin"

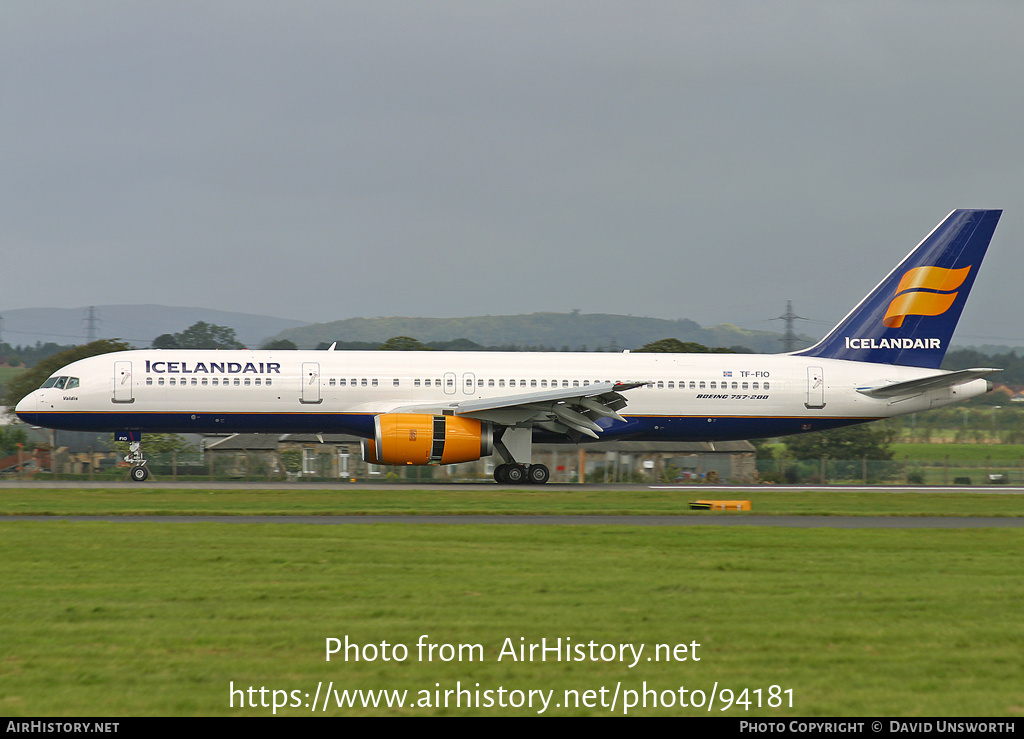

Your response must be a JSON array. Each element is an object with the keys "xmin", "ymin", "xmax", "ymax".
[{"xmin": 794, "ymin": 209, "xmax": 1001, "ymax": 369}]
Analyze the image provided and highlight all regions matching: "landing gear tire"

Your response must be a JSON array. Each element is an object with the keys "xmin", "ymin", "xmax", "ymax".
[
  {"xmin": 494, "ymin": 463, "xmax": 532, "ymax": 484},
  {"xmin": 527, "ymin": 464, "xmax": 550, "ymax": 484},
  {"xmin": 130, "ymin": 465, "xmax": 149, "ymax": 482},
  {"xmin": 504, "ymin": 464, "xmax": 526, "ymax": 484}
]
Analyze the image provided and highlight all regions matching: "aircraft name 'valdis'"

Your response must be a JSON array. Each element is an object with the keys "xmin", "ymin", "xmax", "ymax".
[{"xmin": 145, "ymin": 360, "xmax": 282, "ymax": 374}]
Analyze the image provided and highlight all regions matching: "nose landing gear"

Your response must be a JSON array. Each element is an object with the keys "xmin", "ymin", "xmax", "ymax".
[{"xmin": 125, "ymin": 440, "xmax": 149, "ymax": 482}]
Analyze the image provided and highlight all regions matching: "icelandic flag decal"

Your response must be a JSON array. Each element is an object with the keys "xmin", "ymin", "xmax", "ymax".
[{"xmin": 722, "ymin": 371, "xmax": 732, "ymax": 377}]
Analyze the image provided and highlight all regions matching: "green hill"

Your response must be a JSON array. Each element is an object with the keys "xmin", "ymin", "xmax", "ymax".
[{"xmin": 264, "ymin": 312, "xmax": 803, "ymax": 353}]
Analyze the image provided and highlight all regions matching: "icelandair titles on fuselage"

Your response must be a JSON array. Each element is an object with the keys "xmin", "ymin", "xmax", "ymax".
[
  {"xmin": 844, "ymin": 337, "xmax": 941, "ymax": 350},
  {"xmin": 145, "ymin": 360, "xmax": 282, "ymax": 374}
]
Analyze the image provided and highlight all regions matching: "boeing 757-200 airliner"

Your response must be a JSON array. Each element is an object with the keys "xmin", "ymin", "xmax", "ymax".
[{"xmin": 15, "ymin": 209, "xmax": 1003, "ymax": 483}]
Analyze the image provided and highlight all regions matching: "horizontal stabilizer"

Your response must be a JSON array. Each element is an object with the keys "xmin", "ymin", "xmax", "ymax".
[{"xmin": 856, "ymin": 368, "xmax": 999, "ymax": 398}]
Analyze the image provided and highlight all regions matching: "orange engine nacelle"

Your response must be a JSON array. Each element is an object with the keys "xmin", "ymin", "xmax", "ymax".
[{"xmin": 361, "ymin": 414, "xmax": 493, "ymax": 466}]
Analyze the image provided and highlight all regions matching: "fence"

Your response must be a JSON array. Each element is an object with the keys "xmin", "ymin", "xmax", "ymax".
[
  {"xmin": 6, "ymin": 448, "xmax": 1023, "ymax": 486},
  {"xmin": 17, "ymin": 448, "xmax": 485, "ymax": 484},
  {"xmin": 756, "ymin": 456, "xmax": 1024, "ymax": 486}
]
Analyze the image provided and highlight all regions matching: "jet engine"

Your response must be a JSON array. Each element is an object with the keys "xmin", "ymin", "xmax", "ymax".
[{"xmin": 361, "ymin": 414, "xmax": 493, "ymax": 466}]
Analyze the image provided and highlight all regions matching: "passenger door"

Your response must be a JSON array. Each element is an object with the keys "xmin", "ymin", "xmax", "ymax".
[
  {"xmin": 113, "ymin": 361, "xmax": 133, "ymax": 403},
  {"xmin": 301, "ymin": 362, "xmax": 322, "ymax": 404},
  {"xmin": 805, "ymin": 366, "xmax": 825, "ymax": 409}
]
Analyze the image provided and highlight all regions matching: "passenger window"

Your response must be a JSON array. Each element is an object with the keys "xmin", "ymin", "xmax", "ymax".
[
  {"xmin": 415, "ymin": 379, "xmax": 421, "ymax": 387},
  {"xmin": 764, "ymin": 382, "xmax": 770, "ymax": 390},
  {"xmin": 233, "ymin": 378, "xmax": 240, "ymax": 386},
  {"xmin": 699, "ymin": 381, "xmax": 705, "ymax": 389},
  {"xmin": 255, "ymin": 378, "xmax": 261, "ymax": 386},
  {"xmin": 146, "ymin": 378, "xmax": 153, "ymax": 386},
  {"xmin": 212, "ymin": 378, "xmax": 218, "ymax": 386},
  {"xmin": 393, "ymin": 379, "xmax": 400, "ymax": 387}
]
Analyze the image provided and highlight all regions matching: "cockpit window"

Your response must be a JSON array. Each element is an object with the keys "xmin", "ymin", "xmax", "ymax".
[{"xmin": 39, "ymin": 375, "xmax": 79, "ymax": 390}]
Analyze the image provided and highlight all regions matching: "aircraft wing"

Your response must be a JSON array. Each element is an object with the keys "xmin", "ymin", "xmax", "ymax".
[
  {"xmin": 390, "ymin": 381, "xmax": 647, "ymax": 439},
  {"xmin": 856, "ymin": 368, "xmax": 1000, "ymax": 399}
]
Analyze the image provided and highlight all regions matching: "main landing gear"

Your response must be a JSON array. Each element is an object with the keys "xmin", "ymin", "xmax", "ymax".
[
  {"xmin": 491, "ymin": 427, "xmax": 549, "ymax": 484},
  {"xmin": 125, "ymin": 440, "xmax": 149, "ymax": 482},
  {"xmin": 493, "ymin": 463, "xmax": 550, "ymax": 485}
]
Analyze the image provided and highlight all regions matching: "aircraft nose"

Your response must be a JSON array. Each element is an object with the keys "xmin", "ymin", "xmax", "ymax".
[{"xmin": 14, "ymin": 392, "xmax": 36, "ymax": 421}]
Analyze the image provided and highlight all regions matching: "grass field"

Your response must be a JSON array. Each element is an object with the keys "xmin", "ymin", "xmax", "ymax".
[
  {"xmin": 1, "ymin": 487, "xmax": 1022, "ymax": 717},
  {"xmin": 1, "ymin": 486, "xmax": 1023, "ymax": 517}
]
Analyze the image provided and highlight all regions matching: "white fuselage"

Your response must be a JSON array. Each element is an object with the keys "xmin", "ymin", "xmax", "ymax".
[{"xmin": 15, "ymin": 349, "xmax": 990, "ymax": 442}]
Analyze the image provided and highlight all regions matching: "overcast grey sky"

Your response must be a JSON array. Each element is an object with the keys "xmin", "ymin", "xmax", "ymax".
[{"xmin": 3, "ymin": 2, "xmax": 1022, "ymax": 345}]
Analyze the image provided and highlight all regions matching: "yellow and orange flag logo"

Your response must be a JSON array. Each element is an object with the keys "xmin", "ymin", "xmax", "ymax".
[{"xmin": 883, "ymin": 266, "xmax": 971, "ymax": 328}]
